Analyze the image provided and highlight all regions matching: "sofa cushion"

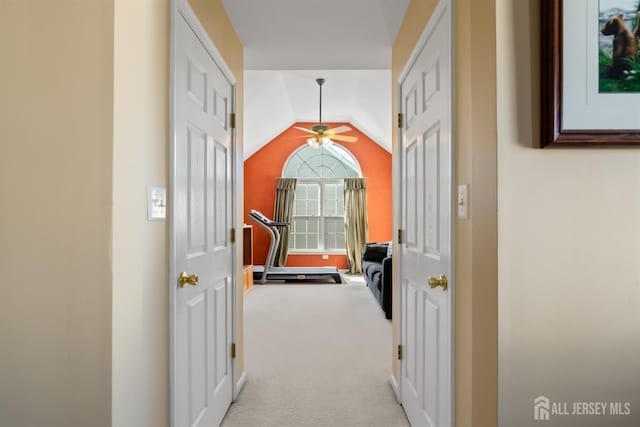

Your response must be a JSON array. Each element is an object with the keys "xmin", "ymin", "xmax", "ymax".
[
  {"xmin": 363, "ymin": 243, "xmax": 389, "ymax": 263},
  {"xmin": 363, "ymin": 261, "xmax": 383, "ymax": 289}
]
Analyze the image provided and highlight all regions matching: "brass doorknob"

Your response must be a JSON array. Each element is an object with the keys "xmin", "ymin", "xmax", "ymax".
[
  {"xmin": 179, "ymin": 272, "xmax": 198, "ymax": 288},
  {"xmin": 428, "ymin": 274, "xmax": 448, "ymax": 291}
]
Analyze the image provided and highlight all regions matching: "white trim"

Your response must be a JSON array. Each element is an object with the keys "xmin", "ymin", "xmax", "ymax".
[
  {"xmin": 393, "ymin": 66, "xmax": 404, "ymax": 412},
  {"xmin": 234, "ymin": 372, "xmax": 247, "ymax": 401},
  {"xmin": 230, "ymin": 69, "xmax": 242, "ymax": 405},
  {"xmin": 169, "ymin": 4, "xmax": 178, "ymax": 426},
  {"xmin": 396, "ymin": 0, "xmax": 456, "ymax": 425},
  {"xmin": 450, "ymin": 2, "xmax": 457, "ymax": 424},
  {"xmin": 393, "ymin": 66, "xmax": 404, "ymax": 414},
  {"xmin": 389, "ymin": 375, "xmax": 401, "ymax": 403},
  {"xmin": 169, "ymin": 0, "xmax": 241, "ymax": 424},
  {"xmin": 281, "ymin": 143, "xmax": 362, "ymax": 178},
  {"xmin": 283, "ymin": 143, "xmax": 361, "ymax": 253}
]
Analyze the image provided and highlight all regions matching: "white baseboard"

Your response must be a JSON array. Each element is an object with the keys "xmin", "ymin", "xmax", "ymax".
[
  {"xmin": 234, "ymin": 372, "xmax": 247, "ymax": 400},
  {"xmin": 389, "ymin": 374, "xmax": 400, "ymax": 402}
]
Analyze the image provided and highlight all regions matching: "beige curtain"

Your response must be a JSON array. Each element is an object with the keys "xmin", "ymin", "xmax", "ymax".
[
  {"xmin": 344, "ymin": 178, "xmax": 369, "ymax": 274},
  {"xmin": 273, "ymin": 178, "xmax": 297, "ymax": 267}
]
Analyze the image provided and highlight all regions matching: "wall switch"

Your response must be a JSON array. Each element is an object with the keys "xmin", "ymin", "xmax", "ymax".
[
  {"xmin": 322, "ymin": 254, "xmax": 329, "ymax": 260},
  {"xmin": 148, "ymin": 186, "xmax": 167, "ymax": 221},
  {"xmin": 457, "ymin": 184, "xmax": 469, "ymax": 219}
]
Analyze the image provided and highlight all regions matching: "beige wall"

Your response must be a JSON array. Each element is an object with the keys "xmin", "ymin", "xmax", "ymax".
[
  {"xmin": 188, "ymin": 0, "xmax": 245, "ymax": 382},
  {"xmin": 111, "ymin": 1, "xmax": 243, "ymax": 426},
  {"xmin": 392, "ymin": 1, "xmax": 498, "ymax": 426},
  {"xmin": 112, "ymin": 1, "xmax": 170, "ymax": 426},
  {"xmin": 497, "ymin": 1, "xmax": 640, "ymax": 426},
  {"xmin": 0, "ymin": 1, "xmax": 114, "ymax": 426}
]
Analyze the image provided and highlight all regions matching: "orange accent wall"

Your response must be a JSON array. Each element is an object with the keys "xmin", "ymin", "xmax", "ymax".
[{"xmin": 244, "ymin": 123, "xmax": 392, "ymax": 269}]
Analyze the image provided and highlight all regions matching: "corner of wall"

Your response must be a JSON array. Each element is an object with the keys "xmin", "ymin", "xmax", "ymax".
[{"xmin": 392, "ymin": 1, "xmax": 498, "ymax": 426}]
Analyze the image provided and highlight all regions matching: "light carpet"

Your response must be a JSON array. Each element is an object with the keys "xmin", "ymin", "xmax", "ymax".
[{"xmin": 221, "ymin": 275, "xmax": 410, "ymax": 427}]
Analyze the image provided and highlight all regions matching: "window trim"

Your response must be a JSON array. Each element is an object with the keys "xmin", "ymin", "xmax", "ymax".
[
  {"xmin": 289, "ymin": 178, "xmax": 345, "ymax": 253},
  {"xmin": 282, "ymin": 143, "xmax": 362, "ymax": 254},
  {"xmin": 281, "ymin": 143, "xmax": 363, "ymax": 180}
]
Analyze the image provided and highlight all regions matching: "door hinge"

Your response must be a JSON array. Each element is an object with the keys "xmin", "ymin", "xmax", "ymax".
[
  {"xmin": 397, "ymin": 345, "xmax": 403, "ymax": 360},
  {"xmin": 231, "ymin": 343, "xmax": 236, "ymax": 359},
  {"xmin": 230, "ymin": 112, "xmax": 236, "ymax": 129},
  {"xmin": 230, "ymin": 228, "xmax": 236, "ymax": 243},
  {"xmin": 398, "ymin": 229, "xmax": 405, "ymax": 245},
  {"xmin": 397, "ymin": 113, "xmax": 403, "ymax": 129}
]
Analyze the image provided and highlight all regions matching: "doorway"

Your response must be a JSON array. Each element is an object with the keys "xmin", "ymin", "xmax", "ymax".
[
  {"xmin": 169, "ymin": 1, "xmax": 240, "ymax": 425},
  {"xmin": 397, "ymin": 0, "xmax": 455, "ymax": 426}
]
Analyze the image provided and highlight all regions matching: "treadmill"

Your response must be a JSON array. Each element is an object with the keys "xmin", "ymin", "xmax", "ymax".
[{"xmin": 248, "ymin": 209, "xmax": 343, "ymax": 284}]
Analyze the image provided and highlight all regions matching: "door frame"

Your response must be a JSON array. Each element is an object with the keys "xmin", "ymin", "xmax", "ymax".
[
  {"xmin": 394, "ymin": 0, "xmax": 456, "ymax": 423},
  {"xmin": 169, "ymin": 0, "xmax": 240, "ymax": 425}
]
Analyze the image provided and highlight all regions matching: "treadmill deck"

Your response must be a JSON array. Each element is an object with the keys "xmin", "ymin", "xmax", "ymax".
[{"xmin": 253, "ymin": 266, "xmax": 343, "ymax": 284}]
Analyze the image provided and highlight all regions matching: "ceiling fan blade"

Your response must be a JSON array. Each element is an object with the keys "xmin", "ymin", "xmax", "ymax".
[
  {"xmin": 330, "ymin": 134, "xmax": 357, "ymax": 143},
  {"xmin": 326, "ymin": 125, "xmax": 352, "ymax": 135},
  {"xmin": 294, "ymin": 126, "xmax": 316, "ymax": 134}
]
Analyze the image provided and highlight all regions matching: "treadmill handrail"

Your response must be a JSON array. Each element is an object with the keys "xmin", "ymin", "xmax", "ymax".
[{"xmin": 249, "ymin": 209, "xmax": 289, "ymax": 227}]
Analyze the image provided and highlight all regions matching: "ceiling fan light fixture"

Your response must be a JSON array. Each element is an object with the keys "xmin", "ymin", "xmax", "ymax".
[{"xmin": 294, "ymin": 78, "xmax": 358, "ymax": 147}]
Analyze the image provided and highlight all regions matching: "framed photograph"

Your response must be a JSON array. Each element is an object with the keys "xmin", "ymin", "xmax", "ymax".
[{"xmin": 541, "ymin": 0, "xmax": 640, "ymax": 147}]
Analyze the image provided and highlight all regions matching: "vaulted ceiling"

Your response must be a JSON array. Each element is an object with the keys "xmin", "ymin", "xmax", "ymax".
[
  {"xmin": 220, "ymin": 0, "xmax": 410, "ymax": 159},
  {"xmin": 243, "ymin": 70, "xmax": 391, "ymax": 158}
]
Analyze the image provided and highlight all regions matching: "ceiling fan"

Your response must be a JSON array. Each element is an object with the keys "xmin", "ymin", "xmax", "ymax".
[{"xmin": 295, "ymin": 78, "xmax": 358, "ymax": 148}]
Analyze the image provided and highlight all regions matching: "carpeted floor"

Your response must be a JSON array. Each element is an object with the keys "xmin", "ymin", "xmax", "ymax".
[{"xmin": 221, "ymin": 275, "xmax": 410, "ymax": 427}]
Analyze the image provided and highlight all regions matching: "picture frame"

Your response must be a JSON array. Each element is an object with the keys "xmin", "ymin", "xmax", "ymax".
[{"xmin": 541, "ymin": 0, "xmax": 640, "ymax": 147}]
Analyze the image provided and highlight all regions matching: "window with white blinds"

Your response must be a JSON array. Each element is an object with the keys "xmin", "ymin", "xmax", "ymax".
[{"xmin": 282, "ymin": 144, "xmax": 360, "ymax": 252}]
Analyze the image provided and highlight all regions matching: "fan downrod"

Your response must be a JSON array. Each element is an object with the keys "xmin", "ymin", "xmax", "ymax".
[{"xmin": 316, "ymin": 78, "xmax": 326, "ymax": 126}]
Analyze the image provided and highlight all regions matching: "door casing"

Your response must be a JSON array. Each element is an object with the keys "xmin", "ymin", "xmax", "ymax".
[
  {"xmin": 169, "ymin": 0, "xmax": 241, "ymax": 424},
  {"xmin": 394, "ymin": 0, "xmax": 456, "ymax": 424}
]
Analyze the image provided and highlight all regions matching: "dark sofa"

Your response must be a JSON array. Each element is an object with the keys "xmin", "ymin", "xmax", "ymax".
[{"xmin": 362, "ymin": 242, "xmax": 392, "ymax": 319}]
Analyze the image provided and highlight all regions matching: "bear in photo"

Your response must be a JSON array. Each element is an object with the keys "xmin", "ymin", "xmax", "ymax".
[{"xmin": 601, "ymin": 13, "xmax": 638, "ymax": 79}]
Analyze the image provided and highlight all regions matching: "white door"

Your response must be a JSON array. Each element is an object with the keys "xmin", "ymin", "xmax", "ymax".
[
  {"xmin": 399, "ymin": 1, "xmax": 453, "ymax": 426},
  {"xmin": 172, "ymin": 10, "xmax": 234, "ymax": 427}
]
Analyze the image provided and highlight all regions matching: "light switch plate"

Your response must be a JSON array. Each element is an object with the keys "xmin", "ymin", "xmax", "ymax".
[
  {"xmin": 457, "ymin": 184, "xmax": 469, "ymax": 219},
  {"xmin": 148, "ymin": 186, "xmax": 167, "ymax": 221}
]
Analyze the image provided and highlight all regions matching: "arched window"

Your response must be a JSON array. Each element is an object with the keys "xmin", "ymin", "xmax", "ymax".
[{"xmin": 282, "ymin": 144, "xmax": 361, "ymax": 252}]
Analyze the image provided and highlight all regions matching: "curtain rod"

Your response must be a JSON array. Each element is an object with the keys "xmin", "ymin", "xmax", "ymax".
[{"xmin": 274, "ymin": 177, "xmax": 368, "ymax": 179}]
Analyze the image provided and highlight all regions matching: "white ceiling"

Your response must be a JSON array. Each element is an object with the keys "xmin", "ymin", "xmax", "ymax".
[
  {"xmin": 244, "ymin": 70, "xmax": 392, "ymax": 159},
  {"xmin": 221, "ymin": 1, "xmax": 408, "ymax": 158},
  {"xmin": 221, "ymin": 0, "xmax": 410, "ymax": 70}
]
